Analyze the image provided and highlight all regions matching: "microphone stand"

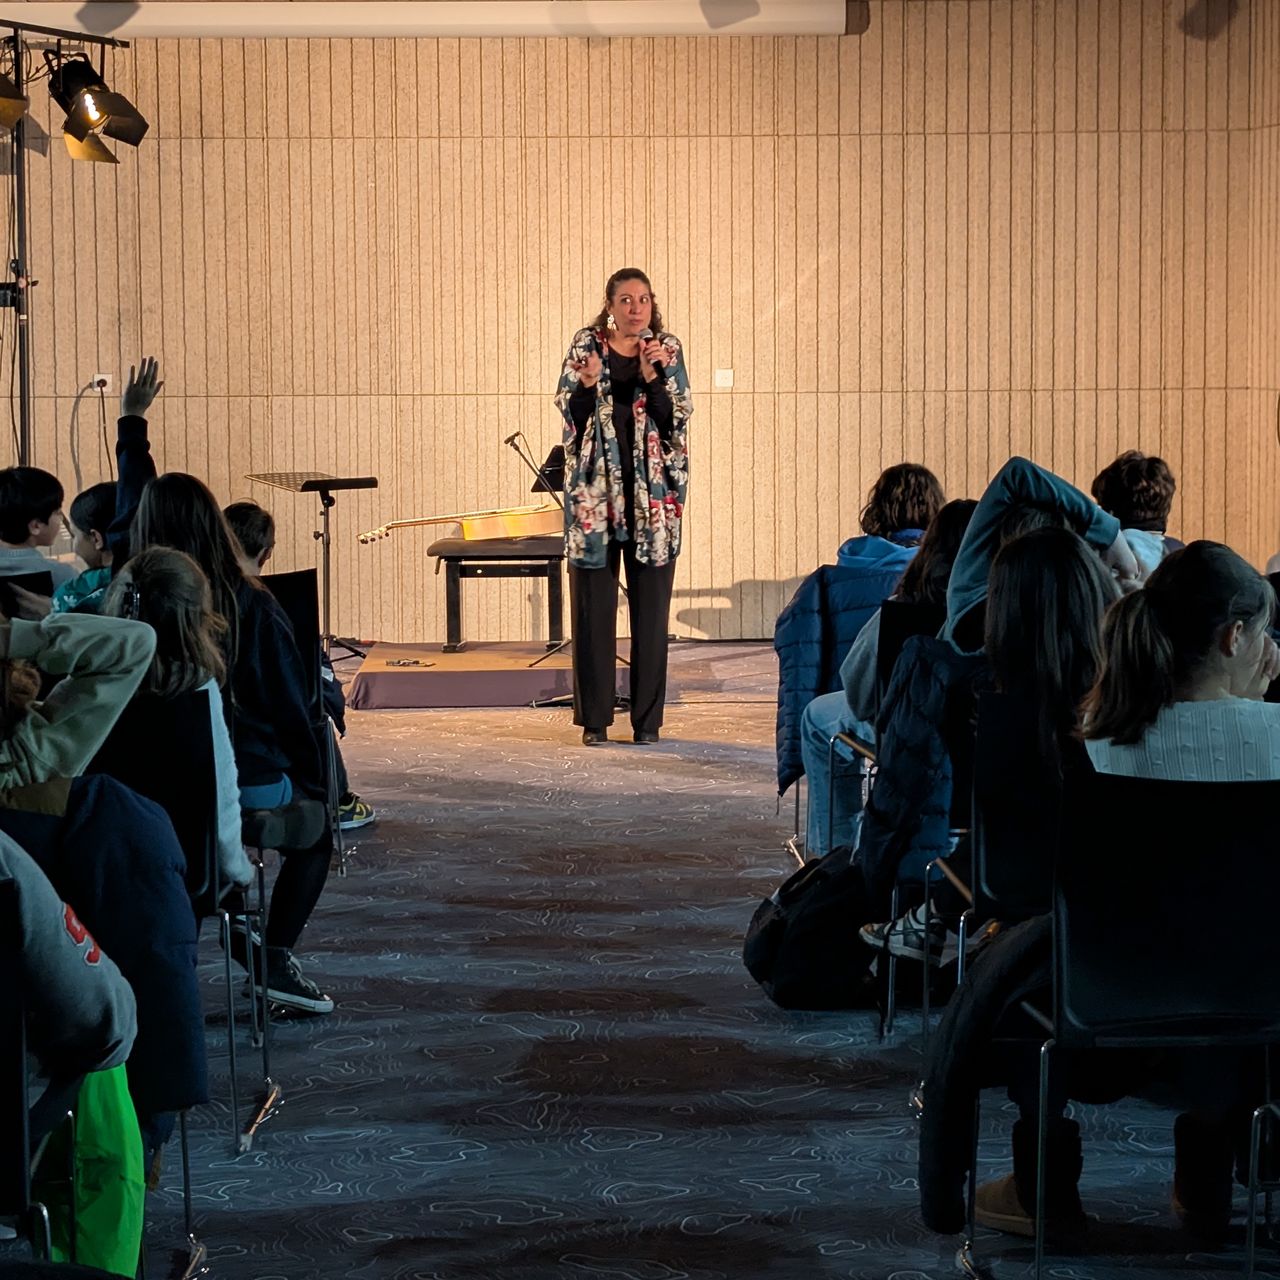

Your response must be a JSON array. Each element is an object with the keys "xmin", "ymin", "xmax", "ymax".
[{"xmin": 503, "ymin": 432, "xmax": 630, "ymax": 705}]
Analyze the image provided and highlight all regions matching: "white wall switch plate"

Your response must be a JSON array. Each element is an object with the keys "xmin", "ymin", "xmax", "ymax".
[{"xmin": 714, "ymin": 368, "xmax": 734, "ymax": 388}]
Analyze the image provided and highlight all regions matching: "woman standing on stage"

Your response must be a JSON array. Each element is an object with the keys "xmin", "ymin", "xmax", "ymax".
[{"xmin": 555, "ymin": 268, "xmax": 693, "ymax": 746}]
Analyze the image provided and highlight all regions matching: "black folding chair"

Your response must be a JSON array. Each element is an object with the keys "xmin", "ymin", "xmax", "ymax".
[
  {"xmin": 947, "ymin": 692, "xmax": 1074, "ymax": 1274},
  {"xmin": 261, "ymin": 569, "xmax": 347, "ymax": 876},
  {"xmin": 1026, "ymin": 770, "xmax": 1280, "ymax": 1278},
  {"xmin": 0, "ymin": 570, "xmax": 54, "ymax": 612}
]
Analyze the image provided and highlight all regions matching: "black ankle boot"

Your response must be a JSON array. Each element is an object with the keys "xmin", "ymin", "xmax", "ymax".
[
  {"xmin": 1173, "ymin": 1112, "xmax": 1234, "ymax": 1240},
  {"xmin": 1011, "ymin": 1117, "xmax": 1087, "ymax": 1229}
]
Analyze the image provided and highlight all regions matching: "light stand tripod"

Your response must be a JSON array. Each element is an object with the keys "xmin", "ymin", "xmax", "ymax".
[{"xmin": 246, "ymin": 472, "xmax": 377, "ymax": 660}]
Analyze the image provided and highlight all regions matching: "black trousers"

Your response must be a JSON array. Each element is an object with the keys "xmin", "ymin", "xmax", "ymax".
[{"xmin": 569, "ymin": 539, "xmax": 676, "ymax": 733}]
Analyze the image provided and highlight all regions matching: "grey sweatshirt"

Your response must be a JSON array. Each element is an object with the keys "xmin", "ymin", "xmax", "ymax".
[{"xmin": 0, "ymin": 831, "xmax": 137, "ymax": 1079}]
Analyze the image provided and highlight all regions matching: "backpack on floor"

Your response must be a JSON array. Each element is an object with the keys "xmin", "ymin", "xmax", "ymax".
[{"xmin": 742, "ymin": 850, "xmax": 878, "ymax": 1010}]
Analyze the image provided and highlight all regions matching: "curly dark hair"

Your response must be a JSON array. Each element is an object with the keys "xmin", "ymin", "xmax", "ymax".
[
  {"xmin": 588, "ymin": 268, "xmax": 665, "ymax": 336},
  {"xmin": 859, "ymin": 463, "xmax": 944, "ymax": 539},
  {"xmin": 1090, "ymin": 450, "xmax": 1176, "ymax": 531}
]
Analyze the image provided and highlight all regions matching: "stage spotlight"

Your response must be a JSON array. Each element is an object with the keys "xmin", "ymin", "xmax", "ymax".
[
  {"xmin": 62, "ymin": 130, "xmax": 118, "ymax": 164},
  {"xmin": 46, "ymin": 51, "xmax": 148, "ymax": 153},
  {"xmin": 0, "ymin": 73, "xmax": 28, "ymax": 130}
]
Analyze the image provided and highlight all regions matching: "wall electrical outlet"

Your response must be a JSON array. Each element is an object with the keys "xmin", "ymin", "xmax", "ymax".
[
  {"xmin": 91, "ymin": 373, "xmax": 111, "ymax": 392},
  {"xmin": 714, "ymin": 368, "xmax": 734, "ymax": 389}
]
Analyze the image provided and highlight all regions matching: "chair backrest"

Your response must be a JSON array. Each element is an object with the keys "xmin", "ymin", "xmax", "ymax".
[
  {"xmin": 874, "ymin": 599, "xmax": 946, "ymax": 711},
  {"xmin": 0, "ymin": 879, "xmax": 31, "ymax": 1218},
  {"xmin": 88, "ymin": 687, "xmax": 220, "ymax": 907},
  {"xmin": 0, "ymin": 570, "xmax": 54, "ymax": 616},
  {"xmin": 970, "ymin": 691, "xmax": 1070, "ymax": 920},
  {"xmin": 1056, "ymin": 769, "xmax": 1280, "ymax": 1047},
  {"xmin": 260, "ymin": 569, "xmax": 322, "ymax": 718}
]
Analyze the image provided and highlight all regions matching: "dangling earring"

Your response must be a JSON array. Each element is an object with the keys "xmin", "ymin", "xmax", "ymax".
[{"xmin": 606, "ymin": 312, "xmax": 617, "ymax": 331}]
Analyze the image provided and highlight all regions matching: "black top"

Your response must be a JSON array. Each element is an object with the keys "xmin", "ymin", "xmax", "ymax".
[{"xmin": 568, "ymin": 347, "xmax": 674, "ymax": 535}]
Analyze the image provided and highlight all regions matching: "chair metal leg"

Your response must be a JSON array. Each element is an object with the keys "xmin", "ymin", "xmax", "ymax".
[
  {"xmin": 956, "ymin": 908, "xmax": 971, "ymax": 987},
  {"xmin": 825, "ymin": 736, "xmax": 837, "ymax": 857},
  {"xmin": 921, "ymin": 874, "xmax": 935, "ymax": 1053},
  {"xmin": 783, "ymin": 781, "xmax": 805, "ymax": 867},
  {"xmin": 239, "ymin": 859, "xmax": 283, "ymax": 1153},
  {"xmin": 218, "ymin": 911, "xmax": 240, "ymax": 1150},
  {"xmin": 64, "ymin": 1107, "xmax": 77, "ymax": 1265},
  {"xmin": 1034, "ymin": 1038, "xmax": 1056, "ymax": 1280},
  {"xmin": 30, "ymin": 1201, "xmax": 52, "ymax": 1261},
  {"xmin": 327, "ymin": 722, "xmax": 347, "ymax": 878},
  {"xmin": 1246, "ymin": 1097, "xmax": 1280, "ymax": 1279},
  {"xmin": 177, "ymin": 1113, "xmax": 208, "ymax": 1280},
  {"xmin": 956, "ymin": 1092, "xmax": 986, "ymax": 1277},
  {"xmin": 882, "ymin": 885, "xmax": 900, "ymax": 1040}
]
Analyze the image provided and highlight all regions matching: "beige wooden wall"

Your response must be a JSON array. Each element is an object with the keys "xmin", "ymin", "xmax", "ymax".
[
  {"xmin": 1253, "ymin": 0, "xmax": 1280, "ymax": 565},
  {"xmin": 16, "ymin": 0, "xmax": 1280, "ymax": 642}
]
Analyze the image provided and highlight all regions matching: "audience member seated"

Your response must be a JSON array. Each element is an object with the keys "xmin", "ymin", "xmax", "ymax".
[
  {"xmin": 1083, "ymin": 540, "xmax": 1280, "ymax": 777},
  {"xmin": 2, "ymin": 832, "xmax": 143, "ymax": 1275},
  {"xmin": 0, "ymin": 611, "xmax": 154, "ymax": 789},
  {"xmin": 0, "ymin": 773, "xmax": 205, "ymax": 1189},
  {"xmin": 224, "ymin": 499, "xmax": 375, "ymax": 832},
  {"xmin": 98, "ymin": 547, "xmax": 253, "ymax": 893},
  {"xmin": 108, "ymin": 372, "xmax": 333, "ymax": 1014},
  {"xmin": 0, "ymin": 467, "xmax": 76, "ymax": 590},
  {"xmin": 798, "ymin": 497, "xmax": 975, "ymax": 858},
  {"xmin": 856, "ymin": 457, "xmax": 1136, "ymax": 958},
  {"xmin": 52, "ymin": 483, "xmax": 117, "ymax": 615},
  {"xmin": 1090, "ymin": 449, "xmax": 1180, "ymax": 576},
  {"xmin": 774, "ymin": 463, "xmax": 944, "ymax": 818}
]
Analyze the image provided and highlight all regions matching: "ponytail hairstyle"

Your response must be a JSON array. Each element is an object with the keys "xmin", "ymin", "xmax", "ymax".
[
  {"xmin": 984, "ymin": 527, "xmax": 1118, "ymax": 770},
  {"xmin": 103, "ymin": 547, "xmax": 227, "ymax": 697},
  {"xmin": 859, "ymin": 463, "xmax": 945, "ymax": 540},
  {"xmin": 1082, "ymin": 540, "xmax": 1274, "ymax": 745},
  {"xmin": 895, "ymin": 498, "xmax": 978, "ymax": 608}
]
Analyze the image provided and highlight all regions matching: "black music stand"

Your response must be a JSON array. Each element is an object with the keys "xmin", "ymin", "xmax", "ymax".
[{"xmin": 246, "ymin": 471, "xmax": 377, "ymax": 660}]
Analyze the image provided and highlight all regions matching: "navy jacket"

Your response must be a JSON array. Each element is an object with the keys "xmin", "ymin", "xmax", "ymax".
[
  {"xmin": 773, "ymin": 537, "xmax": 916, "ymax": 795},
  {"xmin": 855, "ymin": 635, "xmax": 989, "ymax": 903},
  {"xmin": 0, "ymin": 775, "xmax": 207, "ymax": 1126}
]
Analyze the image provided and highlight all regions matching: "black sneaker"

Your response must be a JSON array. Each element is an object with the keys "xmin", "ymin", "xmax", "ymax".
[{"xmin": 256, "ymin": 947, "xmax": 335, "ymax": 1015}]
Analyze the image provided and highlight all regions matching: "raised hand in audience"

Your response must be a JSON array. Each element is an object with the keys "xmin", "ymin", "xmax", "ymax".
[{"xmin": 122, "ymin": 356, "xmax": 164, "ymax": 417}]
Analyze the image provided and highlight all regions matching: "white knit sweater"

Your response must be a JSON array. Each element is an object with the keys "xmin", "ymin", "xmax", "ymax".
[{"xmin": 1085, "ymin": 698, "xmax": 1280, "ymax": 781}]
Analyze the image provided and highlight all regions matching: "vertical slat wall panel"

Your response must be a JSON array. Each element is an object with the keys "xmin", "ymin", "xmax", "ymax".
[{"xmin": 15, "ymin": 1, "xmax": 1278, "ymax": 642}]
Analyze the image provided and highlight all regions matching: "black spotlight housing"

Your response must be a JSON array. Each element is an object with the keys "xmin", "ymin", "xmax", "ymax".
[{"xmin": 46, "ymin": 51, "xmax": 148, "ymax": 152}]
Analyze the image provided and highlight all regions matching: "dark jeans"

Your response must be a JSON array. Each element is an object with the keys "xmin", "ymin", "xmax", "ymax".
[{"xmin": 569, "ymin": 539, "xmax": 676, "ymax": 734}]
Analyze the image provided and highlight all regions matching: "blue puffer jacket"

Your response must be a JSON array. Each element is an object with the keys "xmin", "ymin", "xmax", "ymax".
[{"xmin": 773, "ymin": 536, "xmax": 917, "ymax": 794}]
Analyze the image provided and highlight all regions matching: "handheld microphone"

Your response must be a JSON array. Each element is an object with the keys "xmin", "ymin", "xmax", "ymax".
[{"xmin": 638, "ymin": 328, "xmax": 671, "ymax": 376}]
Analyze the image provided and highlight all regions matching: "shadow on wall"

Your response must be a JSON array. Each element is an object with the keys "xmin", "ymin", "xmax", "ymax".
[
  {"xmin": 672, "ymin": 578, "xmax": 805, "ymax": 641},
  {"xmin": 1180, "ymin": 0, "xmax": 1240, "ymax": 39}
]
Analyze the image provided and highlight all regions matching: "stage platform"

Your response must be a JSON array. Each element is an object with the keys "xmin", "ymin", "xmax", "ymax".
[
  {"xmin": 346, "ymin": 640, "xmax": 629, "ymax": 710},
  {"xmin": 343, "ymin": 639, "xmax": 775, "ymax": 710}
]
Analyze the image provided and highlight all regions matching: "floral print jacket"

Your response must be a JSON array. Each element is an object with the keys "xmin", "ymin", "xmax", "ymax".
[{"xmin": 554, "ymin": 326, "xmax": 692, "ymax": 570}]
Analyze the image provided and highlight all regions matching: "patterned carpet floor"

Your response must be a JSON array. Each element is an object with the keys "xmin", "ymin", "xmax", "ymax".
[{"xmin": 139, "ymin": 642, "xmax": 1279, "ymax": 1279}]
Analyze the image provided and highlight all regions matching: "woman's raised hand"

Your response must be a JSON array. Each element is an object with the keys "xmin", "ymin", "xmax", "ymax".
[{"xmin": 572, "ymin": 350, "xmax": 603, "ymax": 387}]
